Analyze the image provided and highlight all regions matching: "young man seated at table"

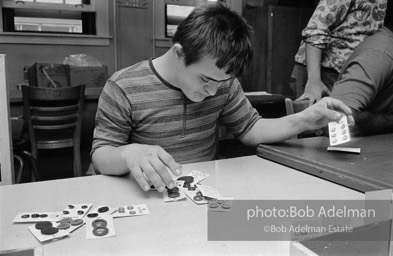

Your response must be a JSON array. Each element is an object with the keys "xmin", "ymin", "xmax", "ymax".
[
  {"xmin": 91, "ymin": 3, "xmax": 354, "ymax": 192},
  {"xmin": 329, "ymin": 26, "xmax": 393, "ymax": 136}
]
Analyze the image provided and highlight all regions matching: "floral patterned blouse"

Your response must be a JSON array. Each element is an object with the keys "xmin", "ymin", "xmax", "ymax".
[{"xmin": 294, "ymin": 0, "xmax": 387, "ymax": 73}]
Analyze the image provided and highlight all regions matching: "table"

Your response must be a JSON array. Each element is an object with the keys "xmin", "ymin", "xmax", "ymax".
[
  {"xmin": 257, "ymin": 134, "xmax": 393, "ymax": 193},
  {"xmin": 0, "ymin": 156, "xmax": 363, "ymax": 255}
]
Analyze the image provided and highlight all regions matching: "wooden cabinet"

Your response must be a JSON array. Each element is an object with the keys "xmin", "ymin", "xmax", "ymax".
[{"xmin": 241, "ymin": 5, "xmax": 313, "ymax": 96}]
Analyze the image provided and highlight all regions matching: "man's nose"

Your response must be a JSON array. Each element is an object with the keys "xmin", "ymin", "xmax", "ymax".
[{"xmin": 205, "ymin": 82, "xmax": 218, "ymax": 96}]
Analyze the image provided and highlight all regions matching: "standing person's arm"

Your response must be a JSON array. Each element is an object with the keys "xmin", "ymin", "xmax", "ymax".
[
  {"xmin": 296, "ymin": 0, "xmax": 351, "ymax": 104},
  {"xmin": 331, "ymin": 49, "xmax": 393, "ymax": 136},
  {"xmin": 297, "ymin": 44, "xmax": 331, "ymax": 105}
]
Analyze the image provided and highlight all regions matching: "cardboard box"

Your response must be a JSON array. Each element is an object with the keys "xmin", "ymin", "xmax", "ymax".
[
  {"xmin": 69, "ymin": 65, "xmax": 108, "ymax": 88},
  {"xmin": 28, "ymin": 63, "xmax": 70, "ymax": 88}
]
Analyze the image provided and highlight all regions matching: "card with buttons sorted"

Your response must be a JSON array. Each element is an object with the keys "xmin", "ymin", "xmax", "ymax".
[
  {"xmin": 28, "ymin": 221, "xmax": 71, "ymax": 242},
  {"xmin": 85, "ymin": 215, "xmax": 116, "ymax": 240},
  {"xmin": 85, "ymin": 205, "xmax": 116, "ymax": 219},
  {"xmin": 163, "ymin": 180, "xmax": 187, "ymax": 202},
  {"xmin": 62, "ymin": 203, "xmax": 92, "ymax": 219},
  {"xmin": 13, "ymin": 211, "xmax": 63, "ymax": 223},
  {"xmin": 328, "ymin": 115, "xmax": 350, "ymax": 146},
  {"xmin": 196, "ymin": 184, "xmax": 222, "ymax": 200},
  {"xmin": 185, "ymin": 186, "xmax": 209, "ymax": 205},
  {"xmin": 28, "ymin": 218, "xmax": 85, "ymax": 242},
  {"xmin": 111, "ymin": 204, "xmax": 150, "ymax": 218}
]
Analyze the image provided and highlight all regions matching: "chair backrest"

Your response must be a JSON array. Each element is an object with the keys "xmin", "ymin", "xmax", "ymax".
[
  {"xmin": 285, "ymin": 98, "xmax": 309, "ymax": 116},
  {"xmin": 21, "ymin": 85, "xmax": 85, "ymax": 156},
  {"xmin": 284, "ymin": 98, "xmax": 314, "ymax": 139}
]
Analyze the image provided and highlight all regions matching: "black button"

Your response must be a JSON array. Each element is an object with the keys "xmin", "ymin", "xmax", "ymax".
[
  {"xmin": 41, "ymin": 227, "xmax": 59, "ymax": 235},
  {"xmin": 35, "ymin": 221, "xmax": 53, "ymax": 230}
]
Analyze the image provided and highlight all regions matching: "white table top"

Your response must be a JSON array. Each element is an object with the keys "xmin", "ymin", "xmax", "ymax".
[{"xmin": 0, "ymin": 155, "xmax": 364, "ymax": 255}]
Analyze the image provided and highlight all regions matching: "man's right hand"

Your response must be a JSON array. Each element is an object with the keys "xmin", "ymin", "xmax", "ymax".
[{"xmin": 120, "ymin": 144, "xmax": 182, "ymax": 192}]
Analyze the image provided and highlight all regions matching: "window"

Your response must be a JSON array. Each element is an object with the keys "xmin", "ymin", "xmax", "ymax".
[
  {"xmin": 2, "ymin": 0, "xmax": 95, "ymax": 34},
  {"xmin": 0, "ymin": 0, "xmax": 109, "ymax": 45},
  {"xmin": 164, "ymin": 0, "xmax": 220, "ymax": 38}
]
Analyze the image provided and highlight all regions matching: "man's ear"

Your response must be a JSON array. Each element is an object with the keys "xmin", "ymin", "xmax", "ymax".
[{"xmin": 172, "ymin": 43, "xmax": 184, "ymax": 59}]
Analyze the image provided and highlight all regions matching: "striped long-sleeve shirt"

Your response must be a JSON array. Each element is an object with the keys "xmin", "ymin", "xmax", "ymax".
[{"xmin": 91, "ymin": 59, "xmax": 261, "ymax": 164}]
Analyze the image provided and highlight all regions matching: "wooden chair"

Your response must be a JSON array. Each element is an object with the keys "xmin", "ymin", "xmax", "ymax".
[
  {"xmin": 21, "ymin": 84, "xmax": 85, "ymax": 177},
  {"xmin": 285, "ymin": 98, "xmax": 323, "ymax": 139}
]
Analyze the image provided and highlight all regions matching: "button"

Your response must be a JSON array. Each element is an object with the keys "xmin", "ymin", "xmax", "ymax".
[
  {"xmin": 81, "ymin": 205, "xmax": 88, "ymax": 209},
  {"xmin": 168, "ymin": 192, "xmax": 180, "ymax": 198},
  {"xmin": 193, "ymin": 195, "xmax": 203, "ymax": 201},
  {"xmin": 129, "ymin": 211, "xmax": 136, "ymax": 215},
  {"xmin": 41, "ymin": 227, "xmax": 59, "ymax": 235},
  {"xmin": 177, "ymin": 176, "xmax": 194, "ymax": 184},
  {"xmin": 208, "ymin": 201, "xmax": 219, "ymax": 208},
  {"xmin": 39, "ymin": 214, "xmax": 48, "ymax": 218},
  {"xmin": 21, "ymin": 214, "xmax": 30, "ymax": 219},
  {"xmin": 118, "ymin": 207, "xmax": 125, "ymax": 213},
  {"xmin": 68, "ymin": 205, "xmax": 75, "ymax": 209},
  {"xmin": 92, "ymin": 227, "xmax": 109, "ymax": 237},
  {"xmin": 70, "ymin": 219, "xmax": 84, "ymax": 226},
  {"xmin": 127, "ymin": 206, "xmax": 134, "ymax": 210},
  {"xmin": 87, "ymin": 213, "xmax": 99, "ymax": 218},
  {"xmin": 98, "ymin": 206, "xmax": 109, "ymax": 213},
  {"xmin": 31, "ymin": 214, "xmax": 40, "ymax": 218},
  {"xmin": 92, "ymin": 219, "xmax": 107, "ymax": 228},
  {"xmin": 56, "ymin": 223, "xmax": 71, "ymax": 230},
  {"xmin": 167, "ymin": 187, "xmax": 179, "ymax": 193},
  {"xmin": 35, "ymin": 221, "xmax": 53, "ymax": 230},
  {"xmin": 188, "ymin": 186, "xmax": 196, "ymax": 191},
  {"xmin": 63, "ymin": 211, "xmax": 70, "ymax": 214},
  {"xmin": 59, "ymin": 217, "xmax": 73, "ymax": 223},
  {"xmin": 221, "ymin": 203, "xmax": 231, "ymax": 209}
]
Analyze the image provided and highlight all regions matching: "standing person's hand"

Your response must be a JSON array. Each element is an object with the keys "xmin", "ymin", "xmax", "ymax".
[{"xmin": 296, "ymin": 79, "xmax": 331, "ymax": 106}]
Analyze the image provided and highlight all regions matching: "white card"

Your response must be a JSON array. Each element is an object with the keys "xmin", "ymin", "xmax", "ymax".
[
  {"xmin": 111, "ymin": 204, "xmax": 150, "ymax": 218},
  {"xmin": 196, "ymin": 185, "xmax": 222, "ymax": 199},
  {"xmin": 62, "ymin": 203, "xmax": 92, "ymax": 219},
  {"xmin": 85, "ymin": 215, "xmax": 116, "ymax": 240},
  {"xmin": 163, "ymin": 180, "xmax": 187, "ymax": 202},
  {"xmin": 327, "ymin": 146, "xmax": 361, "ymax": 154},
  {"xmin": 328, "ymin": 115, "xmax": 350, "ymax": 146},
  {"xmin": 188, "ymin": 170, "xmax": 209, "ymax": 185},
  {"xmin": 13, "ymin": 212, "xmax": 63, "ymax": 223},
  {"xmin": 185, "ymin": 188, "xmax": 209, "ymax": 205},
  {"xmin": 85, "ymin": 205, "xmax": 116, "ymax": 219},
  {"xmin": 28, "ymin": 223, "xmax": 70, "ymax": 243}
]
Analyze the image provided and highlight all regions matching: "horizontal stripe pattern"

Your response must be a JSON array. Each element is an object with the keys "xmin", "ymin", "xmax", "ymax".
[{"xmin": 92, "ymin": 59, "xmax": 261, "ymax": 164}]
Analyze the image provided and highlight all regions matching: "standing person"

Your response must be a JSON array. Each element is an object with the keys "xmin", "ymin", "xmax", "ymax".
[
  {"xmin": 91, "ymin": 3, "xmax": 354, "ymax": 193},
  {"xmin": 291, "ymin": 0, "xmax": 387, "ymax": 105}
]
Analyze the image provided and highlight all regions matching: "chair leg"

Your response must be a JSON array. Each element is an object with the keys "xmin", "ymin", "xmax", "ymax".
[
  {"xmin": 74, "ymin": 146, "xmax": 82, "ymax": 177},
  {"xmin": 22, "ymin": 150, "xmax": 40, "ymax": 181},
  {"xmin": 13, "ymin": 154, "xmax": 24, "ymax": 184}
]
